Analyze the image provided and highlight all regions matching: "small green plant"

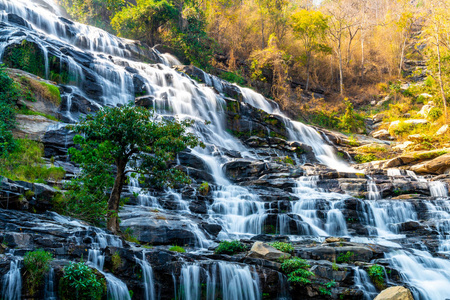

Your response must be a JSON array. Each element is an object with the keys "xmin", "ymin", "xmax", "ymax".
[
  {"xmin": 198, "ymin": 181, "xmax": 210, "ymax": 196},
  {"xmin": 123, "ymin": 228, "xmax": 139, "ymax": 244},
  {"xmin": 168, "ymin": 245, "xmax": 186, "ymax": 253},
  {"xmin": 336, "ymin": 251, "xmax": 354, "ymax": 263},
  {"xmin": 23, "ymin": 249, "xmax": 53, "ymax": 295},
  {"xmin": 111, "ymin": 252, "xmax": 121, "ymax": 272},
  {"xmin": 367, "ymin": 264, "xmax": 385, "ymax": 290},
  {"xmin": 281, "ymin": 257, "xmax": 314, "ymax": 286},
  {"xmin": 319, "ymin": 280, "xmax": 336, "ymax": 296},
  {"xmin": 270, "ymin": 242, "xmax": 294, "ymax": 253},
  {"xmin": 354, "ymin": 153, "xmax": 378, "ymax": 163},
  {"xmin": 332, "ymin": 262, "xmax": 339, "ymax": 271},
  {"xmin": 428, "ymin": 107, "xmax": 443, "ymax": 121},
  {"xmin": 59, "ymin": 261, "xmax": 106, "ymax": 300},
  {"xmin": 215, "ymin": 240, "xmax": 247, "ymax": 255}
]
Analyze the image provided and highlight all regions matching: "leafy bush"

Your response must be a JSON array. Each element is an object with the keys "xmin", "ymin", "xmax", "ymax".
[
  {"xmin": 428, "ymin": 107, "xmax": 443, "ymax": 121},
  {"xmin": 24, "ymin": 249, "xmax": 53, "ymax": 295},
  {"xmin": 336, "ymin": 251, "xmax": 354, "ymax": 263},
  {"xmin": 198, "ymin": 181, "xmax": 210, "ymax": 196},
  {"xmin": 0, "ymin": 139, "xmax": 65, "ymax": 183},
  {"xmin": 59, "ymin": 262, "xmax": 106, "ymax": 300},
  {"xmin": 270, "ymin": 242, "xmax": 294, "ymax": 253},
  {"xmin": 367, "ymin": 264, "xmax": 385, "ymax": 290},
  {"xmin": 338, "ymin": 100, "xmax": 366, "ymax": 133},
  {"xmin": 168, "ymin": 245, "xmax": 186, "ymax": 253},
  {"xmin": 218, "ymin": 71, "xmax": 246, "ymax": 85},
  {"xmin": 281, "ymin": 257, "xmax": 314, "ymax": 286},
  {"xmin": 215, "ymin": 240, "xmax": 247, "ymax": 255}
]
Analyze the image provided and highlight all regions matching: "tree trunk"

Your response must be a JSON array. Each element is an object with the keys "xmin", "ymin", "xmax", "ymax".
[
  {"xmin": 107, "ymin": 160, "xmax": 127, "ymax": 233},
  {"xmin": 399, "ymin": 35, "xmax": 407, "ymax": 78},
  {"xmin": 338, "ymin": 36, "xmax": 344, "ymax": 95},
  {"xmin": 436, "ymin": 32, "xmax": 448, "ymax": 119},
  {"xmin": 305, "ymin": 52, "xmax": 311, "ymax": 91}
]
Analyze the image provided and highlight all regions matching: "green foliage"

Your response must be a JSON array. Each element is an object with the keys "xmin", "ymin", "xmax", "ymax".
[
  {"xmin": 59, "ymin": 262, "xmax": 106, "ymax": 300},
  {"xmin": 215, "ymin": 240, "xmax": 246, "ymax": 255},
  {"xmin": 332, "ymin": 262, "xmax": 339, "ymax": 271},
  {"xmin": 270, "ymin": 242, "xmax": 294, "ymax": 253},
  {"xmin": 336, "ymin": 251, "xmax": 354, "ymax": 263},
  {"xmin": 0, "ymin": 66, "xmax": 19, "ymax": 156},
  {"xmin": 24, "ymin": 249, "xmax": 53, "ymax": 295},
  {"xmin": 2, "ymin": 40, "xmax": 46, "ymax": 78},
  {"xmin": 218, "ymin": 71, "xmax": 246, "ymax": 85},
  {"xmin": 319, "ymin": 280, "xmax": 336, "ymax": 296},
  {"xmin": 39, "ymin": 82, "xmax": 61, "ymax": 105},
  {"xmin": 67, "ymin": 103, "xmax": 202, "ymax": 230},
  {"xmin": 198, "ymin": 181, "xmax": 210, "ymax": 196},
  {"xmin": 111, "ymin": 252, "xmax": 122, "ymax": 272},
  {"xmin": 0, "ymin": 139, "xmax": 65, "ymax": 183},
  {"xmin": 17, "ymin": 106, "xmax": 59, "ymax": 121},
  {"xmin": 428, "ymin": 107, "xmax": 443, "ymax": 121},
  {"xmin": 281, "ymin": 257, "xmax": 314, "ymax": 286},
  {"xmin": 168, "ymin": 245, "xmax": 186, "ymax": 253},
  {"xmin": 276, "ymin": 156, "xmax": 294, "ymax": 165},
  {"xmin": 123, "ymin": 227, "xmax": 140, "ymax": 243},
  {"xmin": 367, "ymin": 264, "xmax": 385, "ymax": 290},
  {"xmin": 354, "ymin": 154, "xmax": 378, "ymax": 163},
  {"xmin": 339, "ymin": 100, "xmax": 366, "ymax": 133}
]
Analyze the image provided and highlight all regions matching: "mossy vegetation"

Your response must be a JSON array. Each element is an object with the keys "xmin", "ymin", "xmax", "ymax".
[
  {"xmin": 168, "ymin": 245, "xmax": 186, "ymax": 253},
  {"xmin": 0, "ymin": 139, "xmax": 65, "ymax": 183},
  {"xmin": 3, "ymin": 40, "xmax": 46, "ymax": 78},
  {"xmin": 23, "ymin": 249, "xmax": 53, "ymax": 295},
  {"xmin": 198, "ymin": 181, "xmax": 210, "ymax": 196},
  {"xmin": 367, "ymin": 264, "xmax": 386, "ymax": 290},
  {"xmin": 270, "ymin": 242, "xmax": 294, "ymax": 253}
]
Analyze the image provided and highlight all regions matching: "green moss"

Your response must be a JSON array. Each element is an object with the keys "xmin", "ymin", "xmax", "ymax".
[
  {"xmin": 3, "ymin": 40, "xmax": 46, "ymax": 78},
  {"xmin": 111, "ymin": 252, "xmax": 122, "ymax": 272},
  {"xmin": 17, "ymin": 107, "xmax": 59, "ymax": 121},
  {"xmin": 270, "ymin": 242, "xmax": 294, "ymax": 253},
  {"xmin": 354, "ymin": 154, "xmax": 378, "ymax": 163},
  {"xmin": 168, "ymin": 245, "xmax": 186, "ymax": 253},
  {"xmin": 24, "ymin": 249, "xmax": 53, "ymax": 295},
  {"xmin": 198, "ymin": 181, "xmax": 210, "ymax": 196},
  {"xmin": 0, "ymin": 139, "xmax": 65, "ymax": 183},
  {"xmin": 40, "ymin": 82, "xmax": 61, "ymax": 105}
]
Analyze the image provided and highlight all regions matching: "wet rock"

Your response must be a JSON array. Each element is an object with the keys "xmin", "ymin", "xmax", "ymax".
[
  {"xmin": 43, "ymin": 128, "xmax": 76, "ymax": 158},
  {"xmin": 248, "ymin": 242, "xmax": 290, "ymax": 260},
  {"xmin": 374, "ymin": 286, "xmax": 414, "ymax": 300},
  {"xmin": 199, "ymin": 223, "xmax": 222, "ymax": 237}
]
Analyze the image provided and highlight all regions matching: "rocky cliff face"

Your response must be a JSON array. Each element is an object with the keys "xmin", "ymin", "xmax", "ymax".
[{"xmin": 0, "ymin": 1, "xmax": 450, "ymax": 300}]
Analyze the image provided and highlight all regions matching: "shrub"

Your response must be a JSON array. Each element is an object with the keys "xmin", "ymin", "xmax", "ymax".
[
  {"xmin": 354, "ymin": 154, "xmax": 378, "ymax": 163},
  {"xmin": 218, "ymin": 71, "xmax": 246, "ymax": 85},
  {"xmin": 336, "ymin": 251, "xmax": 354, "ymax": 263},
  {"xmin": 339, "ymin": 100, "xmax": 366, "ymax": 133},
  {"xmin": 281, "ymin": 257, "xmax": 314, "ymax": 286},
  {"xmin": 367, "ymin": 264, "xmax": 385, "ymax": 290},
  {"xmin": 270, "ymin": 242, "xmax": 294, "ymax": 253},
  {"xmin": 215, "ymin": 240, "xmax": 247, "ymax": 255},
  {"xmin": 198, "ymin": 182, "xmax": 210, "ymax": 196},
  {"xmin": 428, "ymin": 107, "xmax": 443, "ymax": 121},
  {"xmin": 332, "ymin": 262, "xmax": 339, "ymax": 271},
  {"xmin": 59, "ymin": 262, "xmax": 106, "ymax": 300},
  {"xmin": 23, "ymin": 249, "xmax": 53, "ymax": 295},
  {"xmin": 168, "ymin": 245, "xmax": 186, "ymax": 253},
  {"xmin": 111, "ymin": 252, "xmax": 121, "ymax": 272}
]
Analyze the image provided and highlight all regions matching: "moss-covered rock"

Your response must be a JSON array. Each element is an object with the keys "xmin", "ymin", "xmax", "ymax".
[{"xmin": 3, "ymin": 40, "xmax": 46, "ymax": 78}]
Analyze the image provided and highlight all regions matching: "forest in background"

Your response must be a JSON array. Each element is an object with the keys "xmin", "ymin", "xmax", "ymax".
[{"xmin": 58, "ymin": 0, "xmax": 450, "ymax": 135}]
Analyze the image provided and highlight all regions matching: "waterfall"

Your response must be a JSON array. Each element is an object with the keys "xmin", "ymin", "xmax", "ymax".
[
  {"xmin": 353, "ymin": 267, "xmax": 378, "ymax": 300},
  {"xmin": 1, "ymin": 260, "xmax": 22, "ymax": 300},
  {"xmin": 44, "ymin": 267, "xmax": 57, "ymax": 300},
  {"xmin": 387, "ymin": 169, "xmax": 402, "ymax": 177},
  {"xmin": 135, "ymin": 252, "xmax": 157, "ymax": 300},
  {"xmin": 386, "ymin": 250, "xmax": 450, "ymax": 300},
  {"xmin": 429, "ymin": 181, "xmax": 449, "ymax": 198},
  {"xmin": 367, "ymin": 178, "xmax": 381, "ymax": 200},
  {"xmin": 178, "ymin": 262, "xmax": 260, "ymax": 300}
]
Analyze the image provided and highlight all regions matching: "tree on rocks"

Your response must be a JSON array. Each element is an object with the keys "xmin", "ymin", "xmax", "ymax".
[{"xmin": 68, "ymin": 103, "xmax": 202, "ymax": 233}]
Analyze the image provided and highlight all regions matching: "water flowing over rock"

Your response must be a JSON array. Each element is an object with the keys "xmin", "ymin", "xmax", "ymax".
[{"xmin": 2, "ymin": 1, "xmax": 450, "ymax": 300}]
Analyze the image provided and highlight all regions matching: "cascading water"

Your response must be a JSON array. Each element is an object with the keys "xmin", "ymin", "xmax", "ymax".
[
  {"xmin": 4, "ymin": 1, "xmax": 450, "ymax": 298},
  {"xmin": 177, "ymin": 262, "xmax": 260, "ymax": 300},
  {"xmin": 44, "ymin": 267, "xmax": 57, "ymax": 300},
  {"xmin": 353, "ymin": 267, "xmax": 378, "ymax": 300},
  {"xmin": 135, "ymin": 252, "xmax": 157, "ymax": 300},
  {"xmin": 1, "ymin": 260, "xmax": 21, "ymax": 300}
]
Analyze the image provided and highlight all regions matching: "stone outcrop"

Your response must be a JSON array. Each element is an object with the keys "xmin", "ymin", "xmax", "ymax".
[
  {"xmin": 247, "ymin": 242, "xmax": 291, "ymax": 260},
  {"xmin": 374, "ymin": 286, "xmax": 414, "ymax": 300}
]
